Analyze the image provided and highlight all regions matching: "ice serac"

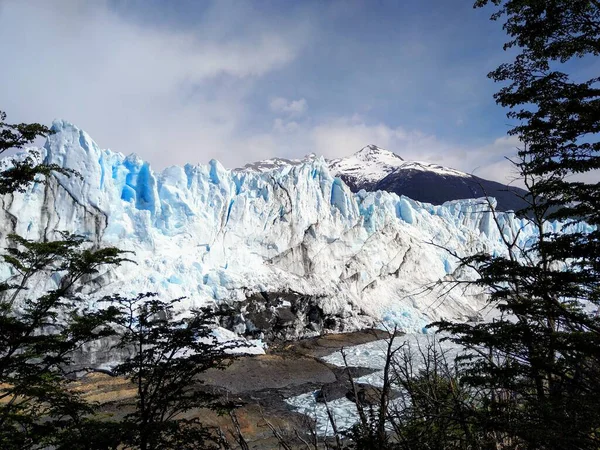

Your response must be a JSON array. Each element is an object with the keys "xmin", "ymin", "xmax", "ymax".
[{"xmin": 1, "ymin": 120, "xmax": 584, "ymax": 335}]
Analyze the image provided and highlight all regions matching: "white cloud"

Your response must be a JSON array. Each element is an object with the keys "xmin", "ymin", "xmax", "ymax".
[
  {"xmin": 310, "ymin": 116, "xmax": 438, "ymax": 160},
  {"xmin": 305, "ymin": 117, "xmax": 523, "ymax": 185},
  {"xmin": 468, "ymin": 136, "xmax": 523, "ymax": 184},
  {"xmin": 0, "ymin": 1, "xmax": 525, "ymax": 185},
  {"xmin": 273, "ymin": 118, "xmax": 301, "ymax": 134},
  {"xmin": 0, "ymin": 0, "xmax": 305, "ymax": 168},
  {"xmin": 269, "ymin": 97, "xmax": 308, "ymax": 115}
]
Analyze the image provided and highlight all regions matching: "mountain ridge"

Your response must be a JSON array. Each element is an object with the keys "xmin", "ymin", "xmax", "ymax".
[{"xmin": 242, "ymin": 145, "xmax": 529, "ymax": 212}]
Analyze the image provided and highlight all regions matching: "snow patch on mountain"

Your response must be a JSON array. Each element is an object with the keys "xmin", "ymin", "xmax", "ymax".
[
  {"xmin": 239, "ymin": 153, "xmax": 318, "ymax": 173},
  {"xmin": 328, "ymin": 144, "xmax": 470, "ymax": 184},
  {"xmin": 328, "ymin": 145, "xmax": 405, "ymax": 184}
]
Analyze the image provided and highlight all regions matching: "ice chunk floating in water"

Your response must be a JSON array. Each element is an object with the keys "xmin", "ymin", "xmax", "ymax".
[{"xmin": 286, "ymin": 333, "xmax": 467, "ymax": 435}]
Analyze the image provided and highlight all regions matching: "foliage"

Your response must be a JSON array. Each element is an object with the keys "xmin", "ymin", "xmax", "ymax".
[
  {"xmin": 0, "ymin": 111, "xmax": 50, "ymax": 153},
  {"xmin": 0, "ymin": 110, "xmax": 253, "ymax": 449},
  {"xmin": 98, "ymin": 293, "xmax": 247, "ymax": 450},
  {"xmin": 387, "ymin": 341, "xmax": 486, "ymax": 450},
  {"xmin": 0, "ymin": 110, "xmax": 131, "ymax": 449},
  {"xmin": 343, "ymin": 337, "xmax": 491, "ymax": 450},
  {"xmin": 343, "ymin": 3, "xmax": 600, "ymax": 448},
  {"xmin": 429, "ymin": 1, "xmax": 600, "ymax": 448},
  {"xmin": 0, "ymin": 233, "xmax": 128, "ymax": 449},
  {"xmin": 0, "ymin": 111, "xmax": 78, "ymax": 194}
]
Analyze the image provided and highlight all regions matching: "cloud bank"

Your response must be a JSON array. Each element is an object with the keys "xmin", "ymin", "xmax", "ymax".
[{"xmin": 0, "ymin": 0, "xmax": 523, "ymax": 184}]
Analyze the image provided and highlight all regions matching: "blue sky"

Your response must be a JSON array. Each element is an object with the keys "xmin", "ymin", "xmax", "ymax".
[{"xmin": 1, "ymin": 0, "xmax": 529, "ymax": 182}]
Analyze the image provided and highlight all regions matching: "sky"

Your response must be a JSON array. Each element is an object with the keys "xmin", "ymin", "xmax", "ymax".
[{"xmin": 1, "ymin": 0, "xmax": 530, "ymax": 183}]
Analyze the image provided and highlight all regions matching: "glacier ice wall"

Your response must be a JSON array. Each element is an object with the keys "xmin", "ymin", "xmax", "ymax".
[{"xmin": 0, "ymin": 120, "xmax": 558, "ymax": 332}]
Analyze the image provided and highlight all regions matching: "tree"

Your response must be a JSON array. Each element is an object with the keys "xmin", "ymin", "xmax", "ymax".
[
  {"xmin": 385, "ymin": 340, "xmax": 485, "ymax": 450},
  {"xmin": 95, "ymin": 293, "xmax": 247, "ymax": 450},
  {"xmin": 0, "ymin": 111, "xmax": 130, "ymax": 449},
  {"xmin": 0, "ymin": 233, "xmax": 129, "ymax": 449},
  {"xmin": 432, "ymin": 2, "xmax": 600, "ymax": 448},
  {"xmin": 339, "ymin": 335, "xmax": 490, "ymax": 450},
  {"xmin": 0, "ymin": 111, "xmax": 77, "ymax": 194},
  {"xmin": 0, "ymin": 111, "xmax": 250, "ymax": 449}
]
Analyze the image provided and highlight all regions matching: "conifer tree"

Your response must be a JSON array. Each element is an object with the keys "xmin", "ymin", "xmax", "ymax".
[
  {"xmin": 434, "ymin": 2, "xmax": 600, "ymax": 448},
  {"xmin": 0, "ymin": 234, "xmax": 128, "ymax": 449}
]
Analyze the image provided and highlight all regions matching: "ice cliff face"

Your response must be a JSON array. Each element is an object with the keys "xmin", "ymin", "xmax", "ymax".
[{"xmin": 0, "ymin": 120, "xmax": 566, "ymax": 334}]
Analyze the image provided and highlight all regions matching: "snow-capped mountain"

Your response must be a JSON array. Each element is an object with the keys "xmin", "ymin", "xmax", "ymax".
[
  {"xmin": 243, "ymin": 145, "xmax": 529, "ymax": 212},
  {"xmin": 328, "ymin": 145, "xmax": 529, "ymax": 212},
  {"xmin": 328, "ymin": 145, "xmax": 409, "ymax": 185},
  {"xmin": 2, "ymin": 121, "xmax": 576, "ymax": 339},
  {"xmin": 328, "ymin": 144, "xmax": 469, "ymax": 185}
]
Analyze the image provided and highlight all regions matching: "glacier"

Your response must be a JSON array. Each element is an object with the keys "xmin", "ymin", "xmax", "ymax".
[{"xmin": 0, "ymin": 120, "xmax": 576, "ymax": 336}]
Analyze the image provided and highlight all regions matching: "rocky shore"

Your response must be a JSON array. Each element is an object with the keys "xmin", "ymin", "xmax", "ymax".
[{"xmin": 73, "ymin": 329, "xmax": 391, "ymax": 449}]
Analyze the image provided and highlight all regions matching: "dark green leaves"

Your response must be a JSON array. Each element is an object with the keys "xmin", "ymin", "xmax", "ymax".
[
  {"xmin": 0, "ymin": 110, "xmax": 79, "ymax": 193},
  {"xmin": 0, "ymin": 230, "xmax": 129, "ymax": 449},
  {"xmin": 104, "ymin": 294, "xmax": 249, "ymax": 450}
]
